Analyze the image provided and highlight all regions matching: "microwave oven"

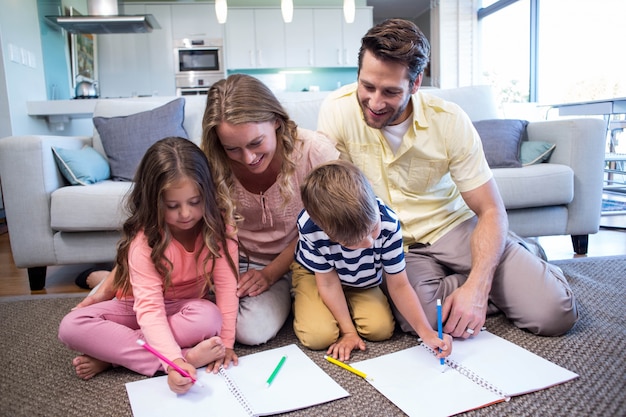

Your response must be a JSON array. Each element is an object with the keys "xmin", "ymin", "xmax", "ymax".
[{"xmin": 173, "ymin": 38, "xmax": 225, "ymax": 92}]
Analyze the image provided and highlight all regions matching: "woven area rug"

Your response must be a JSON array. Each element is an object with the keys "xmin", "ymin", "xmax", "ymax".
[{"xmin": 1, "ymin": 256, "xmax": 624, "ymax": 417}]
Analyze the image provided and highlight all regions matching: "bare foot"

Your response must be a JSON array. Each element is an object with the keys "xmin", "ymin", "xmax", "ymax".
[
  {"xmin": 184, "ymin": 336, "xmax": 225, "ymax": 368},
  {"xmin": 86, "ymin": 270, "xmax": 109, "ymax": 289},
  {"xmin": 72, "ymin": 355, "xmax": 111, "ymax": 380}
]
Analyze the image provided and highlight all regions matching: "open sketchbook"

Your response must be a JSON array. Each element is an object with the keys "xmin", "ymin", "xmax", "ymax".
[
  {"xmin": 126, "ymin": 344, "xmax": 349, "ymax": 417},
  {"xmin": 352, "ymin": 331, "xmax": 578, "ymax": 417}
]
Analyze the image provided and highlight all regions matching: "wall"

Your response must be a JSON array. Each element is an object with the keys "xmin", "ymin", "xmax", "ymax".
[{"xmin": 0, "ymin": 0, "xmax": 49, "ymax": 136}]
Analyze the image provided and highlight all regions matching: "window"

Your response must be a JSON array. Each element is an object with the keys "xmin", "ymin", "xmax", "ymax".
[{"xmin": 478, "ymin": 0, "xmax": 626, "ymax": 104}]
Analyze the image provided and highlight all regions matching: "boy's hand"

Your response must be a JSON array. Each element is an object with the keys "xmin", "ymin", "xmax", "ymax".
[
  {"xmin": 422, "ymin": 330, "xmax": 453, "ymax": 359},
  {"xmin": 166, "ymin": 359, "xmax": 197, "ymax": 395},
  {"xmin": 326, "ymin": 332, "xmax": 366, "ymax": 362}
]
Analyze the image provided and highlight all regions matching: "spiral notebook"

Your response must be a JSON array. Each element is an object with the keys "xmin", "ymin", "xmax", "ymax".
[
  {"xmin": 125, "ymin": 344, "xmax": 349, "ymax": 417},
  {"xmin": 352, "ymin": 331, "xmax": 578, "ymax": 417}
]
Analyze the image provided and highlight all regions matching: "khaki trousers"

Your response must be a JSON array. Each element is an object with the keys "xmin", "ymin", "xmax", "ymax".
[{"xmin": 291, "ymin": 262, "xmax": 395, "ymax": 350}]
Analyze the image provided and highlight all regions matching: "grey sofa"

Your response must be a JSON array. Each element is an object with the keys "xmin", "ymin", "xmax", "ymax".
[{"xmin": 0, "ymin": 86, "xmax": 607, "ymax": 290}]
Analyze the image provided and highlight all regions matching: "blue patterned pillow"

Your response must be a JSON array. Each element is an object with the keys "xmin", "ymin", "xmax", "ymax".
[{"xmin": 52, "ymin": 146, "xmax": 110, "ymax": 185}]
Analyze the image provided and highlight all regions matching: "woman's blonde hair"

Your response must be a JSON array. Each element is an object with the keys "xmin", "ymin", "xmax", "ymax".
[
  {"xmin": 201, "ymin": 74, "xmax": 302, "ymax": 223},
  {"xmin": 113, "ymin": 137, "xmax": 238, "ymax": 297}
]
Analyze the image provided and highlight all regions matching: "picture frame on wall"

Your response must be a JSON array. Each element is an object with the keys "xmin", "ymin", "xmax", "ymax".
[{"xmin": 70, "ymin": 32, "xmax": 97, "ymax": 86}]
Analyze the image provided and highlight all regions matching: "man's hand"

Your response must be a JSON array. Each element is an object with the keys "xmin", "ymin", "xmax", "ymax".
[{"xmin": 442, "ymin": 283, "xmax": 487, "ymax": 338}]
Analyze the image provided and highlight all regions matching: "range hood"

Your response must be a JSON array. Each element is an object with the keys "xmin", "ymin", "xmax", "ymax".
[{"xmin": 46, "ymin": 0, "xmax": 160, "ymax": 34}]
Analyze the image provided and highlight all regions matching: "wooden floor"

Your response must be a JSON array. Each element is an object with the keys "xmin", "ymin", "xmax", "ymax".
[{"xmin": 1, "ymin": 219, "xmax": 624, "ymax": 297}]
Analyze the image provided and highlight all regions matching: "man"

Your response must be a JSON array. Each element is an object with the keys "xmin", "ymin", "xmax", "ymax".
[{"xmin": 318, "ymin": 18, "xmax": 578, "ymax": 338}]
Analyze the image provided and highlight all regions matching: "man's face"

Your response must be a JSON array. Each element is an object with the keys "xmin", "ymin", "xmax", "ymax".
[{"xmin": 356, "ymin": 50, "xmax": 421, "ymax": 129}]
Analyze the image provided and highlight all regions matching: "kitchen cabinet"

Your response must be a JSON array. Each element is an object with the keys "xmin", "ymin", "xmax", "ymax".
[
  {"xmin": 313, "ymin": 8, "xmax": 372, "ymax": 67},
  {"xmin": 225, "ymin": 8, "xmax": 286, "ymax": 69},
  {"xmin": 98, "ymin": 4, "xmax": 175, "ymax": 97},
  {"xmin": 171, "ymin": 3, "xmax": 223, "ymax": 40},
  {"xmin": 226, "ymin": 7, "xmax": 371, "ymax": 70},
  {"xmin": 285, "ymin": 9, "xmax": 315, "ymax": 67}
]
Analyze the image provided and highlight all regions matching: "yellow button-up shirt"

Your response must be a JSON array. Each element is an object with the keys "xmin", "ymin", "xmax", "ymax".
[{"xmin": 318, "ymin": 83, "xmax": 492, "ymax": 247}]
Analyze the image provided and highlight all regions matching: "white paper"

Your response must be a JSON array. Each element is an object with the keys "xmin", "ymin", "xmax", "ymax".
[
  {"xmin": 352, "ymin": 331, "xmax": 578, "ymax": 417},
  {"xmin": 126, "ymin": 344, "xmax": 349, "ymax": 417}
]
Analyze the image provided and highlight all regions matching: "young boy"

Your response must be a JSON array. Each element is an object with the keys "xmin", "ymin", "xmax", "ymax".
[{"xmin": 293, "ymin": 160, "xmax": 452, "ymax": 361}]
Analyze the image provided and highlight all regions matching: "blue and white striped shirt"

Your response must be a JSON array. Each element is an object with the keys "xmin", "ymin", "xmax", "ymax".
[{"xmin": 295, "ymin": 198, "xmax": 406, "ymax": 288}]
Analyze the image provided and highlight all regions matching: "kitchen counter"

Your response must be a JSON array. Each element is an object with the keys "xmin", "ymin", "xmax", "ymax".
[{"xmin": 27, "ymin": 91, "xmax": 331, "ymax": 130}]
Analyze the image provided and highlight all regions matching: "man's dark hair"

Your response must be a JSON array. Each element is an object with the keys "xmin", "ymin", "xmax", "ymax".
[{"xmin": 358, "ymin": 18, "xmax": 431, "ymax": 89}]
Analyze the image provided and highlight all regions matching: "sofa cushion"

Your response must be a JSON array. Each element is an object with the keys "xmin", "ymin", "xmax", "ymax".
[
  {"xmin": 520, "ymin": 141, "xmax": 556, "ymax": 166},
  {"xmin": 50, "ymin": 181, "xmax": 133, "ymax": 231},
  {"xmin": 52, "ymin": 145, "xmax": 110, "ymax": 185},
  {"xmin": 473, "ymin": 119, "xmax": 528, "ymax": 168},
  {"xmin": 493, "ymin": 164, "xmax": 574, "ymax": 210},
  {"xmin": 93, "ymin": 98, "xmax": 188, "ymax": 181}
]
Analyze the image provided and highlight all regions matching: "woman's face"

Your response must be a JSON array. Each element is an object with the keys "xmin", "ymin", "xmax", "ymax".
[{"xmin": 216, "ymin": 120, "xmax": 279, "ymax": 175}]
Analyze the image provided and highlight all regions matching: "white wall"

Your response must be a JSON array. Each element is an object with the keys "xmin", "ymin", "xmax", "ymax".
[{"xmin": 0, "ymin": 0, "xmax": 49, "ymax": 136}]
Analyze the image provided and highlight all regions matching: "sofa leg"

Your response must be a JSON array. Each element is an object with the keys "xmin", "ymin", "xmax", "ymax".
[
  {"xmin": 28, "ymin": 266, "xmax": 47, "ymax": 291},
  {"xmin": 571, "ymin": 235, "xmax": 588, "ymax": 255}
]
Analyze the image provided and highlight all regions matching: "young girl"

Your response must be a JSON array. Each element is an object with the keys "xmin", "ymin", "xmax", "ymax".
[{"xmin": 58, "ymin": 137, "xmax": 239, "ymax": 394}]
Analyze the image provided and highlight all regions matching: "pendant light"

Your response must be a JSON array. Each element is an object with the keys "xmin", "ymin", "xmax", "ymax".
[
  {"xmin": 215, "ymin": 0, "xmax": 227, "ymax": 24},
  {"xmin": 343, "ymin": 0, "xmax": 355, "ymax": 24},
  {"xmin": 281, "ymin": 0, "xmax": 293, "ymax": 23}
]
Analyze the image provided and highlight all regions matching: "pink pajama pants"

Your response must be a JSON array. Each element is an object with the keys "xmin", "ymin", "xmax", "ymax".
[{"xmin": 58, "ymin": 298, "xmax": 222, "ymax": 376}]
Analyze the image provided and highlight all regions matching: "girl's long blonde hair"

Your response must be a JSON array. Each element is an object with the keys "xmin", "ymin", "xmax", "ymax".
[{"xmin": 113, "ymin": 137, "xmax": 238, "ymax": 297}]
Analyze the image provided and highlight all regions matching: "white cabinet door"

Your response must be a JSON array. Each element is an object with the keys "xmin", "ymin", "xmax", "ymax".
[
  {"xmin": 285, "ymin": 8, "xmax": 314, "ymax": 67},
  {"xmin": 224, "ymin": 9, "xmax": 256, "ymax": 69},
  {"xmin": 313, "ymin": 9, "xmax": 343, "ymax": 67},
  {"xmin": 171, "ymin": 3, "xmax": 223, "ymax": 40},
  {"xmin": 225, "ymin": 8, "xmax": 285, "ymax": 69},
  {"xmin": 342, "ymin": 8, "xmax": 373, "ymax": 67},
  {"xmin": 313, "ymin": 8, "xmax": 372, "ymax": 67},
  {"xmin": 254, "ymin": 9, "xmax": 285, "ymax": 68}
]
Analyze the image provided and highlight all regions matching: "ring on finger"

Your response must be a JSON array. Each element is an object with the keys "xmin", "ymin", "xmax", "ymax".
[{"xmin": 465, "ymin": 327, "xmax": 475, "ymax": 335}]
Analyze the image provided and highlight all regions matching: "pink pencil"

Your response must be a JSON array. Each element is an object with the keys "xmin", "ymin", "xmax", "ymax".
[{"xmin": 137, "ymin": 339, "xmax": 204, "ymax": 387}]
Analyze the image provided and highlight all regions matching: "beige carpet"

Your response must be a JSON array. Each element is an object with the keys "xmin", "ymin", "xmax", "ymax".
[{"xmin": 0, "ymin": 256, "xmax": 624, "ymax": 417}]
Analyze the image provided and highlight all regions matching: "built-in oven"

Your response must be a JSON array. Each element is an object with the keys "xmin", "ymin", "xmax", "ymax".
[{"xmin": 173, "ymin": 38, "xmax": 225, "ymax": 96}]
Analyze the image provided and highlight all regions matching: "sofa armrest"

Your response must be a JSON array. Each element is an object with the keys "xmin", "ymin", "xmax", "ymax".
[
  {"xmin": 0, "ymin": 135, "xmax": 92, "ymax": 268},
  {"xmin": 526, "ymin": 118, "xmax": 606, "ymax": 235}
]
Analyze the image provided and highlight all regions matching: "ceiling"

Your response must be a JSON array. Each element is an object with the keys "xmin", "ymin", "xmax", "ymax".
[{"xmin": 367, "ymin": 0, "xmax": 431, "ymax": 21}]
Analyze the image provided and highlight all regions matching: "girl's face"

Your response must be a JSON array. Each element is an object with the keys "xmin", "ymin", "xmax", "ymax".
[
  {"xmin": 162, "ymin": 177, "xmax": 203, "ymax": 236},
  {"xmin": 216, "ymin": 120, "xmax": 279, "ymax": 174}
]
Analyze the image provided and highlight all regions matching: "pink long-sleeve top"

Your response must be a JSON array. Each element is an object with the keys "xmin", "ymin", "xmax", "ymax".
[{"xmin": 121, "ymin": 228, "xmax": 238, "ymax": 365}]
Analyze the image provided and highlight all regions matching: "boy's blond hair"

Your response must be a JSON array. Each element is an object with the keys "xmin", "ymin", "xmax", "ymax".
[{"xmin": 300, "ymin": 160, "xmax": 378, "ymax": 246}]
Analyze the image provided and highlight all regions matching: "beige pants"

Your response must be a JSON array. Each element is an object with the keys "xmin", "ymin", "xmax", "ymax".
[
  {"xmin": 395, "ymin": 217, "xmax": 579, "ymax": 336},
  {"xmin": 291, "ymin": 262, "xmax": 395, "ymax": 350}
]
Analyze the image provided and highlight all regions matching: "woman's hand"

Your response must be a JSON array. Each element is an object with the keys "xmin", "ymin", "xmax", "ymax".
[
  {"xmin": 236, "ymin": 268, "xmax": 273, "ymax": 298},
  {"xmin": 326, "ymin": 332, "xmax": 366, "ymax": 362},
  {"xmin": 166, "ymin": 358, "xmax": 197, "ymax": 395},
  {"xmin": 205, "ymin": 348, "xmax": 239, "ymax": 374}
]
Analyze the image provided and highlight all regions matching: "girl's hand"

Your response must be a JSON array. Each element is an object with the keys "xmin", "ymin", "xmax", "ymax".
[
  {"xmin": 422, "ymin": 330, "xmax": 453, "ymax": 359},
  {"xmin": 237, "ymin": 269, "xmax": 272, "ymax": 298},
  {"xmin": 166, "ymin": 358, "xmax": 197, "ymax": 395},
  {"xmin": 326, "ymin": 332, "xmax": 366, "ymax": 362},
  {"xmin": 205, "ymin": 348, "xmax": 238, "ymax": 374}
]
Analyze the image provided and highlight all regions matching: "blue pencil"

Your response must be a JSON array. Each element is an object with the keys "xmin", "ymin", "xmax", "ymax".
[{"xmin": 436, "ymin": 299, "xmax": 445, "ymax": 368}]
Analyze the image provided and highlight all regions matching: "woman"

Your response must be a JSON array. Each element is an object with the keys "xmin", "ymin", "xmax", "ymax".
[{"xmin": 75, "ymin": 74, "xmax": 339, "ymax": 346}]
